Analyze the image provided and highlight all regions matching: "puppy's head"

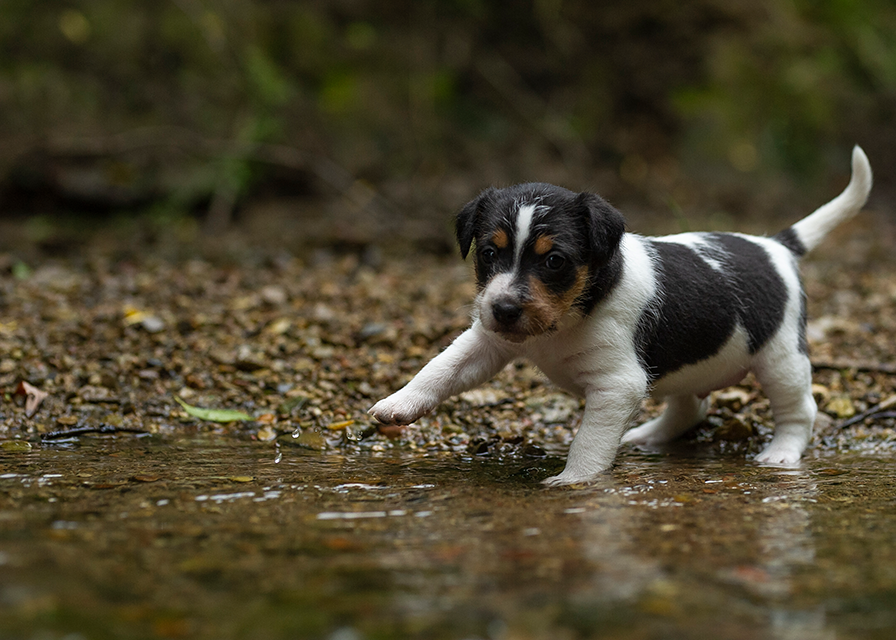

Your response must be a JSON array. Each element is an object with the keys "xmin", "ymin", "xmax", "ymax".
[{"xmin": 456, "ymin": 183, "xmax": 625, "ymax": 342}]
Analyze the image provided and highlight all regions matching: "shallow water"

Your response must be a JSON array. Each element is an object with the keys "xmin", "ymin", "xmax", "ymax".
[{"xmin": 2, "ymin": 436, "xmax": 896, "ymax": 640}]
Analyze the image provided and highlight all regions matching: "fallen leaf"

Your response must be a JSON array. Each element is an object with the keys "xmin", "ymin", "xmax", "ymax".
[
  {"xmin": 174, "ymin": 397, "xmax": 253, "ymax": 423},
  {"xmin": 15, "ymin": 381, "xmax": 48, "ymax": 418},
  {"xmin": 811, "ymin": 383, "xmax": 830, "ymax": 400},
  {"xmin": 714, "ymin": 388, "xmax": 753, "ymax": 411},
  {"xmin": 323, "ymin": 536, "xmax": 364, "ymax": 551},
  {"xmin": 1, "ymin": 440, "xmax": 33, "ymax": 452},
  {"xmin": 132, "ymin": 474, "xmax": 161, "ymax": 482},
  {"xmin": 256, "ymin": 425, "xmax": 278, "ymax": 441},
  {"xmin": 715, "ymin": 417, "xmax": 753, "ymax": 441},
  {"xmin": 825, "ymin": 396, "xmax": 856, "ymax": 419},
  {"xmin": 87, "ymin": 482, "xmax": 127, "ymax": 490}
]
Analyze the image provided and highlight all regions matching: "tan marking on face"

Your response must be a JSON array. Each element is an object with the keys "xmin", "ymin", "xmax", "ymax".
[
  {"xmin": 558, "ymin": 266, "xmax": 590, "ymax": 310},
  {"xmin": 533, "ymin": 235, "xmax": 554, "ymax": 255},
  {"xmin": 517, "ymin": 267, "xmax": 590, "ymax": 338},
  {"xmin": 492, "ymin": 229, "xmax": 509, "ymax": 249}
]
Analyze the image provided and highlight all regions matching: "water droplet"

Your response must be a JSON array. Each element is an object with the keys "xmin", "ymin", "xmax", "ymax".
[
  {"xmin": 274, "ymin": 451, "xmax": 283, "ymax": 464},
  {"xmin": 291, "ymin": 426, "xmax": 301, "ymax": 438}
]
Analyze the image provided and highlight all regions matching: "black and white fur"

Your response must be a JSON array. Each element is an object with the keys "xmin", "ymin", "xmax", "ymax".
[{"xmin": 370, "ymin": 147, "xmax": 873, "ymax": 485}]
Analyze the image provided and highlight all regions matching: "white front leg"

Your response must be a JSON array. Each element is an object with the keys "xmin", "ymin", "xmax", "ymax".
[
  {"xmin": 369, "ymin": 324, "xmax": 513, "ymax": 425},
  {"xmin": 543, "ymin": 382, "xmax": 645, "ymax": 486}
]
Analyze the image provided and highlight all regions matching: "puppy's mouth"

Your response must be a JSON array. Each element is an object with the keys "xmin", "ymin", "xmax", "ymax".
[{"xmin": 493, "ymin": 327, "xmax": 531, "ymax": 343}]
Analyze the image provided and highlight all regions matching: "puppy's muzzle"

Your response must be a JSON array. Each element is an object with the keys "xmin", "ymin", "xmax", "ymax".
[{"xmin": 491, "ymin": 297, "xmax": 523, "ymax": 327}]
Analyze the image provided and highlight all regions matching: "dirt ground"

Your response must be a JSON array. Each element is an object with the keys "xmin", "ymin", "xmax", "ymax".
[{"xmin": 1, "ymin": 199, "xmax": 895, "ymax": 464}]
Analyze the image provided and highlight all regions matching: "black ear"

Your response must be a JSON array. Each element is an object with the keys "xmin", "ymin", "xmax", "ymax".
[
  {"xmin": 456, "ymin": 188, "xmax": 496, "ymax": 259},
  {"xmin": 574, "ymin": 192, "xmax": 626, "ymax": 266}
]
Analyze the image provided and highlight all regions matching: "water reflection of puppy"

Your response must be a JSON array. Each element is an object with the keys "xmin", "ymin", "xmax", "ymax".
[
  {"xmin": 757, "ymin": 470, "xmax": 834, "ymax": 640},
  {"xmin": 574, "ymin": 493, "xmax": 663, "ymax": 605}
]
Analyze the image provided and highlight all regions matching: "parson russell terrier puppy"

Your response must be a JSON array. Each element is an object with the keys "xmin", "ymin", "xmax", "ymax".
[{"xmin": 370, "ymin": 147, "xmax": 873, "ymax": 485}]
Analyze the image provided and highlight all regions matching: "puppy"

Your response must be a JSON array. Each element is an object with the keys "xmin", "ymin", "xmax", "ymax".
[{"xmin": 370, "ymin": 147, "xmax": 872, "ymax": 485}]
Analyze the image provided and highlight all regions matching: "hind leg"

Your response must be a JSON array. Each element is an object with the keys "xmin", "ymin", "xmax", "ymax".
[
  {"xmin": 622, "ymin": 394, "xmax": 709, "ymax": 446},
  {"xmin": 754, "ymin": 351, "xmax": 816, "ymax": 465}
]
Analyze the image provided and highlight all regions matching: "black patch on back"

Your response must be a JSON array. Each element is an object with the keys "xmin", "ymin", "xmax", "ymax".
[
  {"xmin": 710, "ymin": 234, "xmax": 789, "ymax": 352},
  {"xmin": 635, "ymin": 242, "xmax": 738, "ymax": 381},
  {"xmin": 635, "ymin": 234, "xmax": 790, "ymax": 382},
  {"xmin": 774, "ymin": 227, "xmax": 807, "ymax": 257}
]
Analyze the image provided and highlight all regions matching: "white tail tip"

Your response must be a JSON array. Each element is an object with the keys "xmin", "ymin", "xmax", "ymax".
[{"xmin": 789, "ymin": 145, "xmax": 872, "ymax": 253}]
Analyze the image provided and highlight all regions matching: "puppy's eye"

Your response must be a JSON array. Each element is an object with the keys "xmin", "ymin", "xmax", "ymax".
[
  {"xmin": 481, "ymin": 247, "xmax": 498, "ymax": 264},
  {"xmin": 545, "ymin": 253, "xmax": 566, "ymax": 270}
]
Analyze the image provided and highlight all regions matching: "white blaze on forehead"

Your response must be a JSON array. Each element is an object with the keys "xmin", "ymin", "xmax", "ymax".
[{"xmin": 513, "ymin": 203, "xmax": 537, "ymax": 265}]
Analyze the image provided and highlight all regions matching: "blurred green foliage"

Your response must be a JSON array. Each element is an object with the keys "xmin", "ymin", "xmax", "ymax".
[
  {"xmin": 0, "ymin": 0, "xmax": 894, "ymax": 216},
  {"xmin": 675, "ymin": 0, "xmax": 896, "ymax": 177}
]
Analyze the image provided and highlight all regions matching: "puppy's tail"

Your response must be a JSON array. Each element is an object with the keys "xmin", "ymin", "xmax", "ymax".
[{"xmin": 777, "ymin": 145, "xmax": 872, "ymax": 256}]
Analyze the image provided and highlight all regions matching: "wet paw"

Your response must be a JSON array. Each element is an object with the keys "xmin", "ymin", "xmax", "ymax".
[
  {"xmin": 755, "ymin": 443, "xmax": 802, "ymax": 466},
  {"xmin": 542, "ymin": 469, "xmax": 603, "ymax": 487},
  {"xmin": 542, "ymin": 473, "xmax": 580, "ymax": 487}
]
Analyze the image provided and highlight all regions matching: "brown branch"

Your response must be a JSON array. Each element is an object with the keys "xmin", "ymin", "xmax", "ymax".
[
  {"xmin": 838, "ymin": 394, "xmax": 896, "ymax": 429},
  {"xmin": 812, "ymin": 360, "xmax": 896, "ymax": 374}
]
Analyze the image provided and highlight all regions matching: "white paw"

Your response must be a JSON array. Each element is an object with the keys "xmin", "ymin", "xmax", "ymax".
[
  {"xmin": 620, "ymin": 419, "xmax": 668, "ymax": 446},
  {"xmin": 542, "ymin": 473, "xmax": 585, "ymax": 487},
  {"xmin": 368, "ymin": 391, "xmax": 431, "ymax": 426},
  {"xmin": 542, "ymin": 468, "xmax": 607, "ymax": 487},
  {"xmin": 754, "ymin": 442, "xmax": 803, "ymax": 466}
]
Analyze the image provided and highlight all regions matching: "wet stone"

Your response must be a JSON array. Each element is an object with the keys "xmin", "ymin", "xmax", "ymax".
[{"xmin": 289, "ymin": 430, "xmax": 328, "ymax": 451}]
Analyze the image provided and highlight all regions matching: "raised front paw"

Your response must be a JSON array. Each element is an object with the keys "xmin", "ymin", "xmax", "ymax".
[{"xmin": 368, "ymin": 392, "xmax": 430, "ymax": 426}]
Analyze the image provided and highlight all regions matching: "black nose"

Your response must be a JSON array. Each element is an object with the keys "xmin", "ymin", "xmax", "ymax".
[{"xmin": 492, "ymin": 299, "xmax": 523, "ymax": 325}]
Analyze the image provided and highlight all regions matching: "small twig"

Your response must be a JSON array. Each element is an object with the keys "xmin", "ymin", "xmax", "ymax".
[
  {"xmin": 813, "ymin": 360, "xmax": 896, "ymax": 374},
  {"xmin": 41, "ymin": 424, "xmax": 148, "ymax": 441},
  {"xmin": 839, "ymin": 395, "xmax": 896, "ymax": 429}
]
